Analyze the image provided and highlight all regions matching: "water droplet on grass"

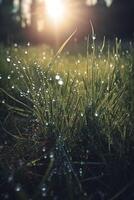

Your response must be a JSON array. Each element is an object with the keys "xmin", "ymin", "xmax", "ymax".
[
  {"xmin": 42, "ymin": 186, "xmax": 46, "ymax": 192},
  {"xmin": 49, "ymin": 152, "xmax": 54, "ymax": 159},
  {"xmin": 41, "ymin": 184, "xmax": 47, "ymax": 196},
  {"xmin": 79, "ymin": 168, "xmax": 83, "ymax": 176},
  {"xmin": 15, "ymin": 184, "xmax": 21, "ymax": 192},
  {"xmin": 2, "ymin": 100, "xmax": 5, "ymax": 104},
  {"xmin": 27, "ymin": 42, "xmax": 30, "ymax": 46},
  {"xmin": 55, "ymin": 74, "xmax": 60, "ymax": 80},
  {"xmin": 58, "ymin": 79, "xmax": 64, "ymax": 86},
  {"xmin": 92, "ymin": 35, "xmax": 96, "ymax": 40},
  {"xmin": 42, "ymin": 147, "xmax": 46, "ymax": 152},
  {"xmin": 42, "ymin": 192, "xmax": 47, "ymax": 197},
  {"xmin": 80, "ymin": 113, "xmax": 84, "ymax": 117},
  {"xmin": 14, "ymin": 43, "xmax": 18, "ymax": 48},
  {"xmin": 7, "ymin": 75, "xmax": 11, "ymax": 79},
  {"xmin": 77, "ymin": 59, "xmax": 80, "ymax": 64},
  {"xmin": 95, "ymin": 112, "xmax": 98, "ymax": 117},
  {"xmin": 8, "ymin": 175, "xmax": 13, "ymax": 182},
  {"xmin": 44, "ymin": 155, "xmax": 47, "ymax": 159},
  {"xmin": 6, "ymin": 58, "xmax": 11, "ymax": 62},
  {"xmin": 83, "ymin": 192, "xmax": 87, "ymax": 197}
]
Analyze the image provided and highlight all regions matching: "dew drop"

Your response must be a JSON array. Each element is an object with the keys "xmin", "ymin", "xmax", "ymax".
[
  {"xmin": 95, "ymin": 112, "xmax": 98, "ymax": 117},
  {"xmin": 110, "ymin": 64, "xmax": 113, "ymax": 68},
  {"xmin": 58, "ymin": 79, "xmax": 64, "ymax": 86},
  {"xmin": 44, "ymin": 155, "xmax": 47, "ymax": 159},
  {"xmin": 92, "ymin": 35, "xmax": 96, "ymax": 40},
  {"xmin": 42, "ymin": 147, "xmax": 46, "ymax": 152},
  {"xmin": 86, "ymin": 149, "xmax": 89, "ymax": 153},
  {"xmin": 55, "ymin": 74, "xmax": 60, "ymax": 80},
  {"xmin": 15, "ymin": 184, "xmax": 21, "ymax": 192},
  {"xmin": 14, "ymin": 43, "xmax": 18, "ymax": 48},
  {"xmin": 79, "ymin": 168, "xmax": 83, "ymax": 176},
  {"xmin": 6, "ymin": 58, "xmax": 11, "ymax": 62},
  {"xmin": 80, "ymin": 113, "xmax": 84, "ymax": 117},
  {"xmin": 77, "ymin": 59, "xmax": 80, "ymax": 64},
  {"xmin": 27, "ymin": 42, "xmax": 30, "ymax": 46},
  {"xmin": 83, "ymin": 192, "xmax": 87, "ymax": 197},
  {"xmin": 49, "ymin": 152, "xmax": 54, "ymax": 159},
  {"xmin": 20, "ymin": 92, "xmax": 24, "ymax": 97},
  {"xmin": 8, "ymin": 175, "xmax": 13, "ymax": 182},
  {"xmin": 2, "ymin": 100, "xmax": 5, "ymax": 104},
  {"xmin": 7, "ymin": 75, "xmax": 11, "ymax": 79},
  {"xmin": 42, "ymin": 186, "xmax": 46, "ymax": 192},
  {"xmin": 42, "ymin": 192, "xmax": 46, "ymax": 197},
  {"xmin": 6, "ymin": 50, "xmax": 9, "ymax": 55}
]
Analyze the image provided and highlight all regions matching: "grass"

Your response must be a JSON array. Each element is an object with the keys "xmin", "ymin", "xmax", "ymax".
[{"xmin": 0, "ymin": 37, "xmax": 134, "ymax": 200}]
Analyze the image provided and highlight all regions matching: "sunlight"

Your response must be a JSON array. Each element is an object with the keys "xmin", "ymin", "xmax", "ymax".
[{"xmin": 45, "ymin": 0, "xmax": 66, "ymax": 23}]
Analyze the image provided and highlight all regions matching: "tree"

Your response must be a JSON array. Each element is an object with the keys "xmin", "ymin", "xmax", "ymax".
[
  {"xmin": 0, "ymin": 0, "xmax": 21, "ymax": 43},
  {"xmin": 96, "ymin": 0, "xmax": 106, "ymax": 7},
  {"xmin": 112, "ymin": 0, "xmax": 131, "ymax": 7}
]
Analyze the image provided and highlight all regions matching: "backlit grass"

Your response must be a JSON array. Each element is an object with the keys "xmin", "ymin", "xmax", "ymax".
[{"xmin": 0, "ymin": 38, "xmax": 134, "ymax": 199}]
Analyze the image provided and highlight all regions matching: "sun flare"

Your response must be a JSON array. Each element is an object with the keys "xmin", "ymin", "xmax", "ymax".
[{"xmin": 45, "ymin": 0, "xmax": 66, "ymax": 23}]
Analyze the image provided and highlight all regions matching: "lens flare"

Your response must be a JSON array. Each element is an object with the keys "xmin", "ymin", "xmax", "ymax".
[{"xmin": 45, "ymin": 0, "xmax": 65, "ymax": 23}]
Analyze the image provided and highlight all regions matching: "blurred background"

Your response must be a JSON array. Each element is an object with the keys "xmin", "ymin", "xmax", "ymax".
[{"xmin": 0, "ymin": 0, "xmax": 134, "ymax": 44}]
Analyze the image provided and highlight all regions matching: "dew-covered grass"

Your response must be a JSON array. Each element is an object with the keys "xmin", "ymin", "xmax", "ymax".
[{"xmin": 0, "ymin": 39, "xmax": 134, "ymax": 199}]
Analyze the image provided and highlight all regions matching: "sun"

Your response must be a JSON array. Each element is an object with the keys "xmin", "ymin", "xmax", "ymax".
[{"xmin": 45, "ymin": 0, "xmax": 66, "ymax": 23}]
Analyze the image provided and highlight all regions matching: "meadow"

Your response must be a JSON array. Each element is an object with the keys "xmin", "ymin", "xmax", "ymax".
[{"xmin": 0, "ymin": 37, "xmax": 134, "ymax": 199}]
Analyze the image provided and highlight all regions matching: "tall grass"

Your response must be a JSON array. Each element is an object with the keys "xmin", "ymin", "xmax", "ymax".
[{"xmin": 0, "ymin": 38, "xmax": 134, "ymax": 199}]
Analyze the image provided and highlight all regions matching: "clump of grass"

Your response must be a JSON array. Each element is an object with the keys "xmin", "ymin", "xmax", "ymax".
[{"xmin": 0, "ymin": 37, "xmax": 134, "ymax": 199}]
